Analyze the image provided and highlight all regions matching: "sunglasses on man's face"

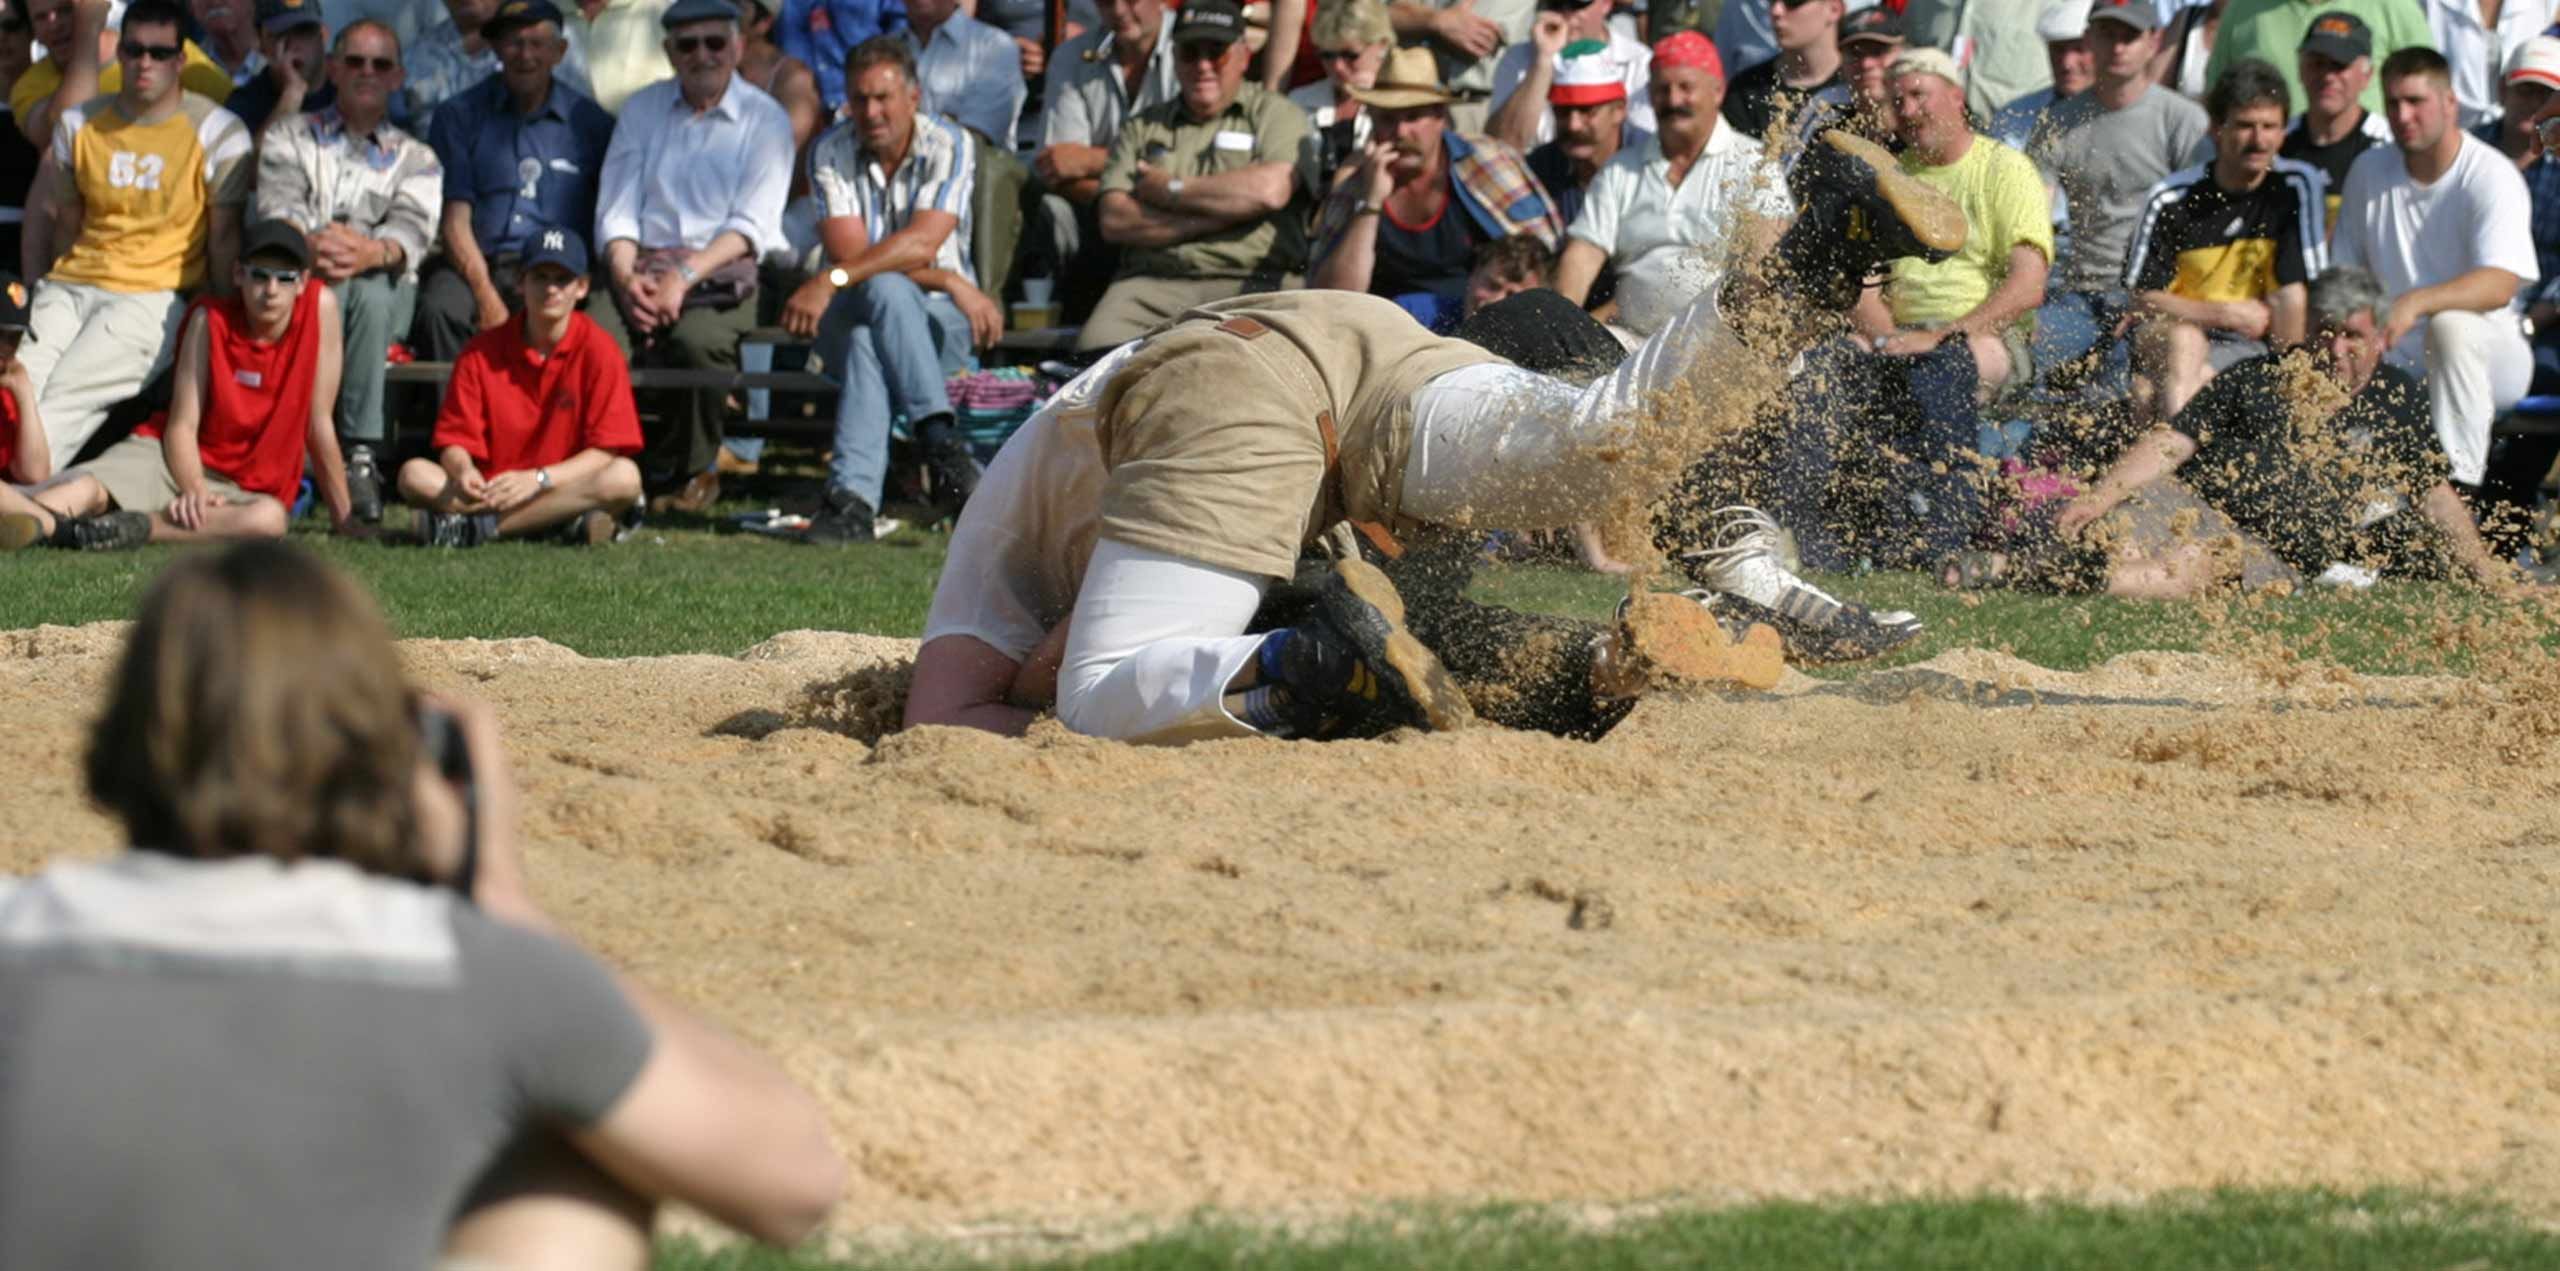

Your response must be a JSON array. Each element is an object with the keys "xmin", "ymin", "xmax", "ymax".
[
  {"xmin": 119, "ymin": 40, "xmax": 182, "ymax": 61},
  {"xmin": 244, "ymin": 264, "xmax": 304, "ymax": 286},
  {"xmin": 670, "ymin": 33, "xmax": 729, "ymax": 55},
  {"xmin": 338, "ymin": 53, "xmax": 396, "ymax": 71}
]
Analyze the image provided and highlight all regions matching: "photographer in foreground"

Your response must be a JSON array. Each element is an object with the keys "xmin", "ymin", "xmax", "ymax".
[{"xmin": 0, "ymin": 541, "xmax": 844, "ymax": 1268}]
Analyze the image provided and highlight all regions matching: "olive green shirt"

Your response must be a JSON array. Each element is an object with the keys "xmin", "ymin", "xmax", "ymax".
[{"xmin": 1099, "ymin": 82, "xmax": 1311, "ymax": 280}]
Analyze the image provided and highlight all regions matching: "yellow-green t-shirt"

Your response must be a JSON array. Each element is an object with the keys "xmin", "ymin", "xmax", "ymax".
[
  {"xmin": 49, "ymin": 93, "xmax": 254, "ymax": 293},
  {"xmin": 1887, "ymin": 136, "xmax": 2053, "ymax": 333},
  {"xmin": 9, "ymin": 41, "xmax": 238, "ymax": 124}
]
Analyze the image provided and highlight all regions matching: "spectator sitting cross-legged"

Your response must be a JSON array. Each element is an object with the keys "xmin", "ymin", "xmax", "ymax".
[
  {"xmin": 0, "ymin": 538, "xmax": 845, "ymax": 1269},
  {"xmin": 13, "ymin": 0, "xmax": 237, "ymax": 151},
  {"xmin": 1763, "ymin": 47, "xmax": 2052, "ymax": 575},
  {"xmin": 1552, "ymin": 30, "xmax": 1784, "ymax": 338},
  {"xmin": 29, "ymin": 218, "xmax": 360, "ymax": 550},
  {"xmin": 18, "ymin": 0, "xmax": 251, "ymax": 464},
  {"xmin": 2025, "ymin": 0, "xmax": 2210, "ymax": 397},
  {"xmin": 2281, "ymin": 11, "xmax": 2393, "ymax": 232},
  {"xmin": 1518, "ymin": 40, "xmax": 1648, "ymax": 231},
  {"xmin": 1035, "ymin": 0, "xmax": 1177, "ymax": 319},
  {"xmin": 1485, "ymin": 0, "xmax": 1650, "ymax": 153},
  {"xmin": 1306, "ymin": 43, "xmax": 1560, "ymax": 333},
  {"xmin": 2120, "ymin": 58, "xmax": 2324, "ymax": 427},
  {"xmin": 402, "ymin": 0, "xmax": 592, "ymax": 139},
  {"xmin": 0, "ymin": 273, "xmax": 59, "ymax": 547},
  {"xmin": 2334, "ymin": 46, "xmax": 2540, "ymax": 498},
  {"xmin": 398, "ymin": 224, "xmax": 643, "ymax": 546},
  {"xmin": 591, "ymin": 0, "xmax": 793, "ymax": 511},
  {"xmin": 254, "ymin": 17, "xmax": 442, "ymax": 525},
  {"xmin": 219, "ymin": 0, "xmax": 335, "ymax": 138},
  {"xmin": 897, "ymin": 0, "xmax": 1020, "ymax": 144},
  {"xmin": 1077, "ymin": 0, "xmax": 1312, "ymax": 350},
  {"xmin": 781, "ymin": 34, "xmax": 989, "ymax": 543},
  {"xmin": 416, "ymin": 0, "xmax": 614, "ymax": 361}
]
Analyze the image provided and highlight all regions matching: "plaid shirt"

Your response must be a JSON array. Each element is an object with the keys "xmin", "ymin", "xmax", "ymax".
[{"xmin": 1311, "ymin": 130, "xmax": 1561, "ymax": 269}]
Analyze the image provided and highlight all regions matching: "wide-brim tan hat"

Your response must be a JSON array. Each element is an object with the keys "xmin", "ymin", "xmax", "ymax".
[{"xmin": 1349, "ymin": 46, "xmax": 1458, "ymax": 109}]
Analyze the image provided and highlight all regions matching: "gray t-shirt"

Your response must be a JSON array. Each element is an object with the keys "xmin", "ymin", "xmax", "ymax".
[
  {"xmin": 2029, "ymin": 85, "xmax": 2212, "ymax": 294},
  {"xmin": 0, "ymin": 853, "xmax": 654, "ymax": 1269}
]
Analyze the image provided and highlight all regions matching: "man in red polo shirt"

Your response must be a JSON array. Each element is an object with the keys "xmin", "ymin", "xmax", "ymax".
[
  {"xmin": 31, "ymin": 220, "xmax": 361, "ymax": 550},
  {"xmin": 0, "ymin": 274, "xmax": 58, "ymax": 549},
  {"xmin": 398, "ymin": 225, "xmax": 643, "ymax": 546}
]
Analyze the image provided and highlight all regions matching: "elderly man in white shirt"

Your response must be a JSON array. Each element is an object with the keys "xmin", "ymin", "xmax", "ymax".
[
  {"xmin": 254, "ymin": 18, "xmax": 442, "ymax": 523},
  {"xmin": 1552, "ymin": 30, "xmax": 1789, "ymax": 337},
  {"xmin": 901, "ymin": 0, "xmax": 1023, "ymax": 144},
  {"xmin": 592, "ymin": 0, "xmax": 792, "ymax": 508}
]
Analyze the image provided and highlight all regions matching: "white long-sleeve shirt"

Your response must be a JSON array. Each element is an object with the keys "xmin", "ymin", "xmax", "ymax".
[{"xmin": 593, "ymin": 73, "xmax": 793, "ymax": 255}]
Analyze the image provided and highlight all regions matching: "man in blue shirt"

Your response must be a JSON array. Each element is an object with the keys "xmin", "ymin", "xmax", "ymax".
[
  {"xmin": 778, "ymin": 0, "xmax": 905, "ymax": 109},
  {"xmin": 413, "ymin": 0, "xmax": 614, "ymax": 359}
]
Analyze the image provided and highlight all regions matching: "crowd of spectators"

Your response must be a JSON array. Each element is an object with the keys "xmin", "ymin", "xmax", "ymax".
[{"xmin": 0, "ymin": 0, "xmax": 2554, "ymax": 589}]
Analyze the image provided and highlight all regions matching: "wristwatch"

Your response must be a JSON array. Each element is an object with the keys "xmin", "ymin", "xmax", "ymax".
[
  {"xmin": 677, "ymin": 262, "xmax": 701, "ymax": 285},
  {"xmin": 1166, "ymin": 177, "xmax": 1185, "ymax": 199},
  {"xmin": 535, "ymin": 467, "xmax": 553, "ymax": 491},
  {"xmin": 827, "ymin": 266, "xmax": 852, "ymax": 288}
]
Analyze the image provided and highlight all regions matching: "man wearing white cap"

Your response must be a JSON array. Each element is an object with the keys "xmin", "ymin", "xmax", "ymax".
[
  {"xmin": 1521, "ymin": 39, "xmax": 1644, "ymax": 225},
  {"xmin": 1988, "ymin": 0, "xmax": 2092, "ymax": 151},
  {"xmin": 2463, "ymin": 35, "xmax": 2560, "ymax": 521},
  {"xmin": 1903, "ymin": 0, "xmax": 2057, "ymax": 122},
  {"xmin": 1485, "ymin": 0, "xmax": 1650, "ymax": 151},
  {"xmin": 2334, "ymin": 45, "xmax": 2538, "ymax": 492}
]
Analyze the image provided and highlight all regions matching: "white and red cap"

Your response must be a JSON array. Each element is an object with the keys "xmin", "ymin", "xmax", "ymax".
[
  {"xmin": 2507, "ymin": 35, "xmax": 2560, "ymax": 90},
  {"xmin": 1548, "ymin": 39, "xmax": 1629, "ymax": 106}
]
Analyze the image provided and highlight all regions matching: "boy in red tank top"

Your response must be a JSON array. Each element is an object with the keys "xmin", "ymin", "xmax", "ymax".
[
  {"xmin": 32, "ymin": 220, "xmax": 362, "ymax": 550},
  {"xmin": 397, "ymin": 225, "xmax": 644, "ymax": 546},
  {"xmin": 0, "ymin": 275, "xmax": 57, "ymax": 549}
]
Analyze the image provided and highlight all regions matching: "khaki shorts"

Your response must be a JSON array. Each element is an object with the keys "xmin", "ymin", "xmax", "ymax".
[{"xmin": 76, "ymin": 434, "xmax": 256, "ymax": 516}]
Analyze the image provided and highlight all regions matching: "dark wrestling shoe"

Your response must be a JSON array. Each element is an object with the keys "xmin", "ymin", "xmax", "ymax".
[
  {"xmin": 801, "ymin": 486, "xmax": 876, "ymax": 545},
  {"xmin": 1773, "ymin": 129, "xmax": 1968, "ymax": 311},
  {"xmin": 66, "ymin": 509, "xmax": 152, "ymax": 552},
  {"xmin": 1680, "ymin": 506, "xmax": 1925, "ymax": 664},
  {"xmin": 1256, "ymin": 557, "xmax": 1474, "ymax": 736},
  {"xmin": 344, "ymin": 444, "xmax": 384, "ymax": 525}
]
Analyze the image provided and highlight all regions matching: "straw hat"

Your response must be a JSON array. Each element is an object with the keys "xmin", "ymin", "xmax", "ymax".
[{"xmin": 1349, "ymin": 46, "xmax": 1459, "ymax": 109}]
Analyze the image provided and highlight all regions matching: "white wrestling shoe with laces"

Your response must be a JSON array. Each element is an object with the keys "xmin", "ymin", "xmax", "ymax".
[{"xmin": 1680, "ymin": 506, "xmax": 1925, "ymax": 664}]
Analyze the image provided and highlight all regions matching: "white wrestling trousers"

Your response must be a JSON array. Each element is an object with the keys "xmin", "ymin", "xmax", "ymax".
[
  {"xmin": 2420, "ymin": 310, "xmax": 2533, "ymax": 487},
  {"xmin": 1055, "ymin": 295, "xmax": 1735, "ymax": 744}
]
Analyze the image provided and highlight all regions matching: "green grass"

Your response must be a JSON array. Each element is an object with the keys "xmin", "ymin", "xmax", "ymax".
[
  {"xmin": 3, "ymin": 510, "xmax": 2544, "ymax": 674},
  {"xmin": 654, "ymin": 1189, "xmax": 2560, "ymax": 1270}
]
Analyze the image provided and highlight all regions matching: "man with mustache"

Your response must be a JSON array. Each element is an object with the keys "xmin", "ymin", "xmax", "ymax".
[
  {"xmin": 2119, "ymin": 57, "xmax": 2322, "ymax": 426},
  {"xmin": 1307, "ymin": 42, "xmax": 1560, "ymax": 332},
  {"xmin": 1077, "ymin": 0, "xmax": 1309, "ymax": 350},
  {"xmin": 1520, "ymin": 41, "xmax": 1640, "ymax": 228}
]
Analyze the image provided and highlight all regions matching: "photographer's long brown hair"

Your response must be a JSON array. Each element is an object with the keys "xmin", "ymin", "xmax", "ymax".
[{"xmin": 86, "ymin": 542, "xmax": 424, "ymax": 875}]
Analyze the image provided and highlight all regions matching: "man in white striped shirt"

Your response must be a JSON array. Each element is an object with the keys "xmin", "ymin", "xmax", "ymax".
[{"xmin": 779, "ymin": 33, "xmax": 988, "ymax": 544}]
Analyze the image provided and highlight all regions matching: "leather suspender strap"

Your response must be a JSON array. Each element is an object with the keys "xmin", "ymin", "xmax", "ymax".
[{"xmin": 1220, "ymin": 315, "xmax": 1403, "ymax": 560}]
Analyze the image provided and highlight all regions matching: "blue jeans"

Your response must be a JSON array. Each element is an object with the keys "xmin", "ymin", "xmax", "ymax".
[
  {"xmin": 818, "ymin": 274, "xmax": 973, "ymax": 508},
  {"xmin": 1764, "ymin": 335, "xmax": 1990, "ymax": 571},
  {"xmin": 2032, "ymin": 289, "xmax": 2130, "ymax": 395}
]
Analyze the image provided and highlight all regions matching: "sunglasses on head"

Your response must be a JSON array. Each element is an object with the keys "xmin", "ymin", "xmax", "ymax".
[
  {"xmin": 337, "ymin": 52, "xmax": 396, "ymax": 71},
  {"xmin": 670, "ymin": 33, "xmax": 729, "ymax": 54},
  {"xmin": 119, "ymin": 40, "xmax": 182, "ymax": 61},
  {"xmin": 244, "ymin": 263, "xmax": 304, "ymax": 285}
]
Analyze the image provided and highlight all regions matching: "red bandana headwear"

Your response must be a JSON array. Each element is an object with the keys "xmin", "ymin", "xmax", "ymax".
[{"xmin": 1651, "ymin": 30, "xmax": 1723, "ymax": 80}]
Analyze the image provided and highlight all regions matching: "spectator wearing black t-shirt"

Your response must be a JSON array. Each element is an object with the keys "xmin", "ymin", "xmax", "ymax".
[
  {"xmin": 1721, "ymin": 0, "xmax": 1841, "ymax": 143},
  {"xmin": 2053, "ymin": 265, "xmax": 2511, "ymax": 598},
  {"xmin": 2279, "ymin": 11, "xmax": 2389, "ymax": 231},
  {"xmin": 2121, "ymin": 59, "xmax": 2322, "ymax": 426}
]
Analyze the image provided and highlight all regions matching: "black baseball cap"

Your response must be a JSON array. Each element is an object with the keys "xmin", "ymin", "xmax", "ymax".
[
  {"xmin": 2298, "ymin": 10, "xmax": 2372, "ymax": 63},
  {"xmin": 522, "ymin": 224, "xmax": 590, "ymax": 276},
  {"xmin": 242, "ymin": 218, "xmax": 312, "ymax": 270},
  {"xmin": 484, "ymin": 0, "xmax": 565, "ymax": 39},
  {"xmin": 2085, "ymin": 0, "xmax": 2159, "ymax": 33},
  {"xmin": 1170, "ymin": 0, "xmax": 1246, "ymax": 47},
  {"xmin": 255, "ymin": 0, "xmax": 322, "ymax": 34},
  {"xmin": 1838, "ymin": 5, "xmax": 1903, "ymax": 46},
  {"xmin": 0, "ymin": 273, "xmax": 29, "ymax": 331},
  {"xmin": 660, "ymin": 0, "xmax": 738, "ymax": 28}
]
